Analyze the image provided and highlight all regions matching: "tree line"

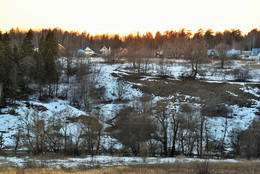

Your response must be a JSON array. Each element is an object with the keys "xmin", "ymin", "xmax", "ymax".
[{"xmin": 3, "ymin": 28, "xmax": 260, "ymax": 58}]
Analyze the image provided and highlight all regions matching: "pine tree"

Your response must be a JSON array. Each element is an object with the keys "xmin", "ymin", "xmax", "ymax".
[
  {"xmin": 0, "ymin": 41, "xmax": 4, "ymax": 106},
  {"xmin": 38, "ymin": 35, "xmax": 45, "ymax": 56},
  {"xmin": 44, "ymin": 30, "xmax": 59, "ymax": 57},
  {"xmin": 0, "ymin": 33, "xmax": 15, "ymax": 105},
  {"xmin": 45, "ymin": 49, "xmax": 59, "ymax": 96},
  {"xmin": 35, "ymin": 30, "xmax": 60, "ymax": 98},
  {"xmin": 21, "ymin": 29, "xmax": 34, "ymax": 58},
  {"xmin": 35, "ymin": 53, "xmax": 46, "ymax": 98}
]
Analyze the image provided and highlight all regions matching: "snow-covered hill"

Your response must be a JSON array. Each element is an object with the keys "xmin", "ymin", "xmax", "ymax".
[{"xmin": 0, "ymin": 57, "xmax": 260, "ymax": 157}]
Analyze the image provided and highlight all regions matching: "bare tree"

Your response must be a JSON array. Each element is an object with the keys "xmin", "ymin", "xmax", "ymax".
[
  {"xmin": 76, "ymin": 115, "xmax": 103, "ymax": 156},
  {"xmin": 184, "ymin": 40, "xmax": 207, "ymax": 78},
  {"xmin": 18, "ymin": 109, "xmax": 48, "ymax": 154},
  {"xmin": 116, "ymin": 79, "xmax": 127, "ymax": 100},
  {"xmin": 215, "ymin": 43, "xmax": 229, "ymax": 68},
  {"xmin": 153, "ymin": 100, "xmax": 170, "ymax": 157}
]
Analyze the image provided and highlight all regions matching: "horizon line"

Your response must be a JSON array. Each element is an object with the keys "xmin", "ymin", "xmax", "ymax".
[{"xmin": 1, "ymin": 26, "xmax": 260, "ymax": 37}]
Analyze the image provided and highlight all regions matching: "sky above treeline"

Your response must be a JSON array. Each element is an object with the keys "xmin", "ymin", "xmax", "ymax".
[{"xmin": 0, "ymin": 0, "xmax": 260, "ymax": 36}]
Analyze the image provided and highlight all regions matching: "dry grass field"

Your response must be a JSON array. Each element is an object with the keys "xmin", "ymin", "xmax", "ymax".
[{"xmin": 1, "ymin": 161, "xmax": 260, "ymax": 174}]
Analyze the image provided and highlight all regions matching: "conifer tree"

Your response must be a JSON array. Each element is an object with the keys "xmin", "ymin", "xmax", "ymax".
[
  {"xmin": 45, "ymin": 49, "xmax": 59, "ymax": 96},
  {"xmin": 35, "ymin": 53, "xmax": 45, "ymax": 98},
  {"xmin": 36, "ymin": 31, "xmax": 59, "ymax": 97},
  {"xmin": 21, "ymin": 29, "xmax": 34, "ymax": 58},
  {"xmin": 0, "ymin": 40, "xmax": 4, "ymax": 106},
  {"xmin": 44, "ymin": 30, "xmax": 59, "ymax": 57},
  {"xmin": 0, "ymin": 33, "xmax": 15, "ymax": 105}
]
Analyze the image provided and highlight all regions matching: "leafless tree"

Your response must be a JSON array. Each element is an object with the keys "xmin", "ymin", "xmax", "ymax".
[
  {"xmin": 183, "ymin": 40, "xmax": 207, "ymax": 78},
  {"xmin": 18, "ymin": 109, "xmax": 48, "ymax": 154},
  {"xmin": 116, "ymin": 79, "xmax": 127, "ymax": 101},
  {"xmin": 215, "ymin": 43, "xmax": 229, "ymax": 68}
]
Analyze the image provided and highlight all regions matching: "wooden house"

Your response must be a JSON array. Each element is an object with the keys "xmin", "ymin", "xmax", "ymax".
[
  {"xmin": 100, "ymin": 46, "xmax": 111, "ymax": 56},
  {"xmin": 207, "ymin": 49, "xmax": 219, "ymax": 58},
  {"xmin": 85, "ymin": 47, "xmax": 95, "ymax": 56}
]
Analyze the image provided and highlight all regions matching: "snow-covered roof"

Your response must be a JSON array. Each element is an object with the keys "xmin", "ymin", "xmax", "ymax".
[
  {"xmin": 226, "ymin": 49, "xmax": 241, "ymax": 57},
  {"xmin": 207, "ymin": 49, "xmax": 219, "ymax": 56},
  {"xmin": 242, "ymin": 51, "xmax": 252, "ymax": 56},
  {"xmin": 252, "ymin": 48, "xmax": 260, "ymax": 56}
]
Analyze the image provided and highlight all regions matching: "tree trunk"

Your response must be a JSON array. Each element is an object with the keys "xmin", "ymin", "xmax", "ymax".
[
  {"xmin": 200, "ymin": 117, "xmax": 204, "ymax": 158},
  {"xmin": 193, "ymin": 62, "xmax": 198, "ymax": 78},
  {"xmin": 0, "ymin": 83, "xmax": 2, "ymax": 107},
  {"xmin": 221, "ymin": 58, "xmax": 224, "ymax": 68},
  {"xmin": 171, "ymin": 121, "xmax": 179, "ymax": 157},
  {"xmin": 49, "ymin": 83, "xmax": 52, "ymax": 96},
  {"xmin": 171, "ymin": 135, "xmax": 177, "ymax": 157}
]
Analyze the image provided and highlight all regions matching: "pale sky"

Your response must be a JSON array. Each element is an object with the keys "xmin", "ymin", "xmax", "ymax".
[{"xmin": 0, "ymin": 0, "xmax": 260, "ymax": 35}]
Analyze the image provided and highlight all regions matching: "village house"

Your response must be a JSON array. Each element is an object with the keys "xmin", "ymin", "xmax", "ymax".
[
  {"xmin": 58, "ymin": 43, "xmax": 65, "ymax": 56},
  {"xmin": 100, "ymin": 46, "xmax": 111, "ymax": 56},
  {"xmin": 250, "ymin": 48, "xmax": 260, "ymax": 61},
  {"xmin": 207, "ymin": 49, "xmax": 219, "ymax": 58},
  {"xmin": 77, "ymin": 49, "xmax": 85, "ymax": 56},
  {"xmin": 115, "ymin": 47, "xmax": 128, "ymax": 57},
  {"xmin": 226, "ymin": 49, "xmax": 241, "ymax": 58},
  {"xmin": 155, "ymin": 50, "xmax": 164, "ymax": 58},
  {"xmin": 241, "ymin": 51, "xmax": 252, "ymax": 59},
  {"xmin": 84, "ymin": 47, "xmax": 95, "ymax": 56}
]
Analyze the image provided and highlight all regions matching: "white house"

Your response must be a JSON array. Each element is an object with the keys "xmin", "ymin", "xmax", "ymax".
[
  {"xmin": 226, "ymin": 49, "xmax": 241, "ymax": 58},
  {"xmin": 241, "ymin": 51, "xmax": 252, "ymax": 59},
  {"xmin": 250, "ymin": 48, "xmax": 260, "ymax": 61},
  {"xmin": 85, "ymin": 47, "xmax": 95, "ymax": 55},
  {"xmin": 100, "ymin": 46, "xmax": 111, "ymax": 56}
]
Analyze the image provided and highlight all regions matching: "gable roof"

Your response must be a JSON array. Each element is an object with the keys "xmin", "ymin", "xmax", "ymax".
[
  {"xmin": 100, "ymin": 45, "xmax": 110, "ymax": 51},
  {"xmin": 252, "ymin": 48, "xmax": 260, "ymax": 56},
  {"xmin": 85, "ymin": 47, "xmax": 94, "ymax": 53},
  {"xmin": 242, "ymin": 51, "xmax": 252, "ymax": 56},
  {"xmin": 58, "ymin": 43, "xmax": 65, "ymax": 49},
  {"xmin": 207, "ymin": 49, "xmax": 219, "ymax": 56}
]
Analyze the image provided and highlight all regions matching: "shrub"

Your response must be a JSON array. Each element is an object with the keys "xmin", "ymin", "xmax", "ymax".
[
  {"xmin": 193, "ymin": 161, "xmax": 211, "ymax": 174},
  {"xmin": 7, "ymin": 108, "xmax": 18, "ymax": 116},
  {"xmin": 232, "ymin": 68, "xmax": 251, "ymax": 81}
]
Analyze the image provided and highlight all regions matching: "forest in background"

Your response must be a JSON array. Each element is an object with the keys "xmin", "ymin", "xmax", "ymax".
[{"xmin": 2, "ymin": 28, "xmax": 260, "ymax": 58}]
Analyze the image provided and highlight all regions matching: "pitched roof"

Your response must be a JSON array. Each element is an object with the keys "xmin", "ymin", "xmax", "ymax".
[
  {"xmin": 252, "ymin": 48, "xmax": 260, "ymax": 56},
  {"xmin": 100, "ymin": 45, "xmax": 110, "ymax": 51},
  {"xmin": 226, "ymin": 49, "xmax": 241, "ymax": 57},
  {"xmin": 85, "ymin": 47, "xmax": 94, "ymax": 53},
  {"xmin": 77, "ymin": 49, "xmax": 85, "ymax": 54},
  {"xmin": 58, "ymin": 43, "xmax": 65, "ymax": 49},
  {"xmin": 207, "ymin": 49, "xmax": 219, "ymax": 56}
]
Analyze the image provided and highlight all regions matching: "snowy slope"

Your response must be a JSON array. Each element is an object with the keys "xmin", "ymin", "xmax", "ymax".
[{"xmin": 0, "ymin": 57, "xmax": 259, "ymax": 156}]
